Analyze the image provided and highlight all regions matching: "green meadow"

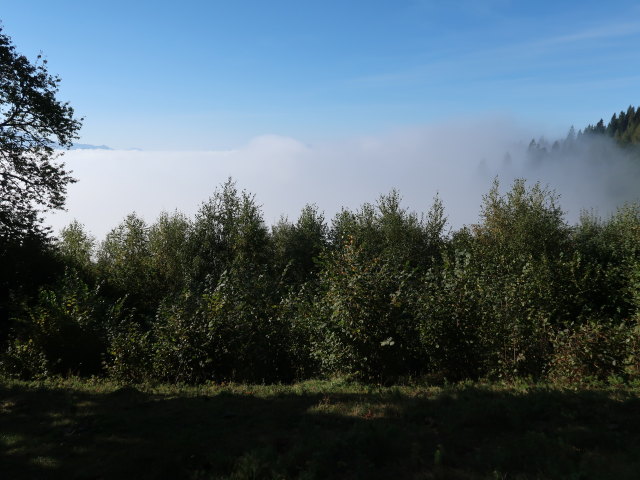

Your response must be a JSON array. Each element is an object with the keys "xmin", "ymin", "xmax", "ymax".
[{"xmin": 2, "ymin": 377, "xmax": 640, "ymax": 479}]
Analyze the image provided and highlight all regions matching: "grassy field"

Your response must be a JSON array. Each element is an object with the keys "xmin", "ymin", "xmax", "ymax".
[{"xmin": 1, "ymin": 377, "xmax": 640, "ymax": 479}]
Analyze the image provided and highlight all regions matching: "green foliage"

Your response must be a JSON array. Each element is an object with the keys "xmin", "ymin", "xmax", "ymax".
[
  {"xmin": 57, "ymin": 220, "xmax": 95, "ymax": 275},
  {"xmin": 472, "ymin": 180, "xmax": 570, "ymax": 376},
  {"xmin": 275, "ymin": 283, "xmax": 323, "ymax": 380},
  {"xmin": 475, "ymin": 178, "xmax": 568, "ymax": 261},
  {"xmin": 0, "ymin": 27, "xmax": 82, "ymax": 240},
  {"xmin": 150, "ymin": 295, "xmax": 213, "ymax": 383},
  {"xmin": 3, "ymin": 271, "xmax": 115, "ymax": 376},
  {"xmin": 3, "ymin": 176, "xmax": 640, "ymax": 386},
  {"xmin": 329, "ymin": 190, "xmax": 444, "ymax": 274},
  {"xmin": 151, "ymin": 266, "xmax": 294, "ymax": 384},
  {"xmin": 0, "ymin": 233, "xmax": 62, "ymax": 343},
  {"xmin": 272, "ymin": 204, "xmax": 328, "ymax": 287},
  {"xmin": 312, "ymin": 191, "xmax": 445, "ymax": 381},
  {"xmin": 315, "ymin": 238, "xmax": 421, "ymax": 380},
  {"xmin": 584, "ymin": 105, "xmax": 640, "ymax": 145},
  {"xmin": 185, "ymin": 179, "xmax": 272, "ymax": 292},
  {"xmin": 104, "ymin": 316, "xmax": 151, "ymax": 383},
  {"xmin": 97, "ymin": 213, "xmax": 156, "ymax": 312},
  {"xmin": 417, "ymin": 180, "xmax": 572, "ymax": 380},
  {"xmin": 416, "ymin": 248, "xmax": 484, "ymax": 380},
  {"xmin": 549, "ymin": 319, "xmax": 640, "ymax": 384},
  {"xmin": 148, "ymin": 211, "xmax": 191, "ymax": 296},
  {"xmin": 198, "ymin": 265, "xmax": 294, "ymax": 383},
  {"xmin": 0, "ymin": 337, "xmax": 49, "ymax": 379},
  {"xmin": 572, "ymin": 205, "xmax": 640, "ymax": 321}
]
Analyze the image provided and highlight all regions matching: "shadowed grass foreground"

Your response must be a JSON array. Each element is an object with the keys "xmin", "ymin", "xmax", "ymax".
[{"xmin": 1, "ymin": 378, "xmax": 640, "ymax": 479}]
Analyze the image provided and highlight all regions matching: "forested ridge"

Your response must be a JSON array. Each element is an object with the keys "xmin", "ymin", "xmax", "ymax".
[
  {"xmin": 523, "ymin": 106, "xmax": 640, "ymax": 167},
  {"xmin": 583, "ymin": 105, "xmax": 640, "ymax": 145}
]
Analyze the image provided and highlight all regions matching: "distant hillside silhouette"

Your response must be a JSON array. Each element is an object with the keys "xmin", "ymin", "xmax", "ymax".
[{"xmin": 70, "ymin": 144, "xmax": 112, "ymax": 150}]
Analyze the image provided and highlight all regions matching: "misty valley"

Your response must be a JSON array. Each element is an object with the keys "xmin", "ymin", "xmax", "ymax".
[{"xmin": 3, "ymin": 19, "xmax": 640, "ymax": 478}]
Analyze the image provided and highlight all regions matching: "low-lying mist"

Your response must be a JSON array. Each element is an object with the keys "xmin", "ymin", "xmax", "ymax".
[{"xmin": 48, "ymin": 118, "xmax": 640, "ymax": 239}]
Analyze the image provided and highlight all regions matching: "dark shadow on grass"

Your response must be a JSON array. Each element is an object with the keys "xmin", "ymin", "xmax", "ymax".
[{"xmin": 1, "ymin": 381, "xmax": 640, "ymax": 479}]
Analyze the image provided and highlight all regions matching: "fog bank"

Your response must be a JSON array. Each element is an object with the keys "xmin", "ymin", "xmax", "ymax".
[{"xmin": 48, "ymin": 120, "xmax": 640, "ymax": 239}]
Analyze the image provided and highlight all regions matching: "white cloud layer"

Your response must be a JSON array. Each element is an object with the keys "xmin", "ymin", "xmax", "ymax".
[{"xmin": 47, "ymin": 119, "xmax": 640, "ymax": 240}]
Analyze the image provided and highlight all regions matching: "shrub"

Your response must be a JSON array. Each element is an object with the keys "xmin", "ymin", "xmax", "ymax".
[
  {"xmin": 274, "ymin": 282, "xmax": 322, "ymax": 380},
  {"xmin": 97, "ymin": 213, "xmax": 156, "ymax": 313},
  {"xmin": 416, "ymin": 249, "xmax": 484, "ymax": 381},
  {"xmin": 549, "ymin": 319, "xmax": 640, "ymax": 384},
  {"xmin": 104, "ymin": 320, "xmax": 152, "ymax": 382},
  {"xmin": 0, "ymin": 338, "xmax": 49, "ymax": 379},
  {"xmin": 314, "ymin": 237, "xmax": 422, "ymax": 381},
  {"xmin": 5, "ymin": 272, "xmax": 109, "ymax": 376},
  {"xmin": 150, "ymin": 264, "xmax": 295, "ymax": 384},
  {"xmin": 151, "ymin": 296, "xmax": 213, "ymax": 383}
]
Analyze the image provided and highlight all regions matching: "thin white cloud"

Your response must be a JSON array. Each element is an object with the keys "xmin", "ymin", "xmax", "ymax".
[
  {"xmin": 536, "ymin": 21, "xmax": 640, "ymax": 46},
  {"xmin": 349, "ymin": 19, "xmax": 640, "ymax": 89}
]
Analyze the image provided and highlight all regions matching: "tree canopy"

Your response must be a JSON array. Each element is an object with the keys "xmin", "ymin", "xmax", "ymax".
[
  {"xmin": 0, "ymin": 27, "xmax": 82, "ymax": 241},
  {"xmin": 582, "ymin": 105, "xmax": 640, "ymax": 145}
]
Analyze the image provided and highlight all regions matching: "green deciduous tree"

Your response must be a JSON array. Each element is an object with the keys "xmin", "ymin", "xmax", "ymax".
[
  {"xmin": 185, "ymin": 179, "xmax": 271, "ymax": 291},
  {"xmin": 0, "ymin": 27, "xmax": 82, "ymax": 338},
  {"xmin": 97, "ymin": 213, "xmax": 155, "ymax": 312},
  {"xmin": 0, "ymin": 27, "xmax": 82, "ymax": 240},
  {"xmin": 149, "ymin": 211, "xmax": 191, "ymax": 297},
  {"xmin": 272, "ymin": 204, "xmax": 328, "ymax": 287},
  {"xmin": 58, "ymin": 220, "xmax": 95, "ymax": 275}
]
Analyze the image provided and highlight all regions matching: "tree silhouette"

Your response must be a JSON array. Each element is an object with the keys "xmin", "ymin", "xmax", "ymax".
[{"xmin": 0, "ymin": 26, "xmax": 82, "ymax": 240}]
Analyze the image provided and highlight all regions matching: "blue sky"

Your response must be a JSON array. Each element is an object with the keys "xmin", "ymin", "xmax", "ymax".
[
  {"xmin": 3, "ymin": 1, "xmax": 640, "ymax": 237},
  {"xmin": 3, "ymin": 0, "xmax": 640, "ymax": 150}
]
